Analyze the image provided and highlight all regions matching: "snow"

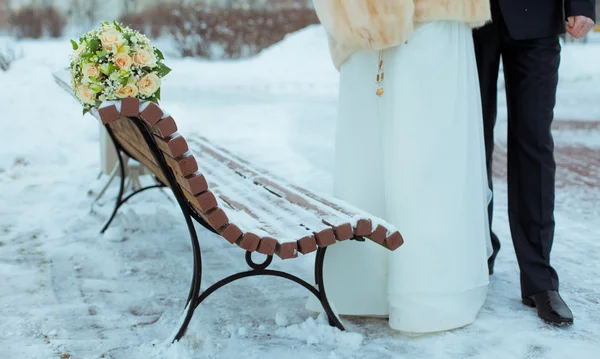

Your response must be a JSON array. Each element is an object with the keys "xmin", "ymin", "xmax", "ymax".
[{"xmin": 1, "ymin": 26, "xmax": 600, "ymax": 359}]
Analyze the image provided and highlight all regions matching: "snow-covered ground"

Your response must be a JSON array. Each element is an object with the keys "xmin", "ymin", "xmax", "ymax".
[{"xmin": 1, "ymin": 26, "xmax": 599, "ymax": 359}]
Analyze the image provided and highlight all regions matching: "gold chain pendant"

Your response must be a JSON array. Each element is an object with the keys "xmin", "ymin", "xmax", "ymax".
[{"xmin": 376, "ymin": 50, "xmax": 385, "ymax": 97}]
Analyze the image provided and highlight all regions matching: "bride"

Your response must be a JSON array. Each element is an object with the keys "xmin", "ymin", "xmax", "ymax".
[{"xmin": 307, "ymin": 0, "xmax": 494, "ymax": 333}]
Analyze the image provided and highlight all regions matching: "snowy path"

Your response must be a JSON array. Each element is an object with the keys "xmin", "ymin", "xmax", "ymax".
[{"xmin": 1, "ymin": 30, "xmax": 600, "ymax": 358}]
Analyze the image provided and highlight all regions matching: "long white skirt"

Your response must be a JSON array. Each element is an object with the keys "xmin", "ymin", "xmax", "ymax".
[{"xmin": 308, "ymin": 21, "xmax": 493, "ymax": 333}]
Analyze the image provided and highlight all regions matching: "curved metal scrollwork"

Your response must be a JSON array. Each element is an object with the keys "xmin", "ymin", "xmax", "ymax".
[{"xmin": 245, "ymin": 251, "xmax": 273, "ymax": 271}]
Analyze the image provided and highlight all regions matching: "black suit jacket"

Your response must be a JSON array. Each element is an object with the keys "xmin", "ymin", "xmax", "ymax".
[{"xmin": 495, "ymin": 0, "xmax": 596, "ymax": 39}]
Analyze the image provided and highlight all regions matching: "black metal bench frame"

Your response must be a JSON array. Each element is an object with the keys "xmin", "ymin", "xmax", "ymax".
[{"xmin": 100, "ymin": 117, "xmax": 345, "ymax": 343}]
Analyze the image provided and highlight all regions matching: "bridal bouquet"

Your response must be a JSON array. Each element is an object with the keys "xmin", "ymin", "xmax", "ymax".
[{"xmin": 69, "ymin": 22, "xmax": 171, "ymax": 114}]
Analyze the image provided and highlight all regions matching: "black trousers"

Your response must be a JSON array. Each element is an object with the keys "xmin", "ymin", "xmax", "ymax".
[{"xmin": 473, "ymin": 7, "xmax": 561, "ymax": 298}]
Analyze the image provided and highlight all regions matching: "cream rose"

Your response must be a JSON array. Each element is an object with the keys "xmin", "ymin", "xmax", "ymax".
[
  {"xmin": 81, "ymin": 63, "xmax": 100, "ymax": 82},
  {"xmin": 114, "ymin": 53, "xmax": 133, "ymax": 69},
  {"xmin": 137, "ymin": 73, "xmax": 161, "ymax": 97},
  {"xmin": 132, "ymin": 49, "xmax": 157, "ymax": 68},
  {"xmin": 76, "ymin": 84, "xmax": 96, "ymax": 105},
  {"xmin": 72, "ymin": 44, "xmax": 86, "ymax": 61},
  {"xmin": 115, "ymin": 83, "xmax": 139, "ymax": 99},
  {"xmin": 99, "ymin": 27, "xmax": 125, "ymax": 51}
]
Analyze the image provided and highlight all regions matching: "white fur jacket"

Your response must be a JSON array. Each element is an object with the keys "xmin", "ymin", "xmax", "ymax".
[{"xmin": 313, "ymin": 0, "xmax": 492, "ymax": 69}]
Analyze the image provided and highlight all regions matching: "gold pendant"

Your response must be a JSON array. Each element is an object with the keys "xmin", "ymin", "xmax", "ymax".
[{"xmin": 376, "ymin": 50, "xmax": 385, "ymax": 97}]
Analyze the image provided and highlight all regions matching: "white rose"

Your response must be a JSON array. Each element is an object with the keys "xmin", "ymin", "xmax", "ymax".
[
  {"xmin": 137, "ymin": 73, "xmax": 161, "ymax": 97},
  {"xmin": 115, "ymin": 83, "xmax": 139, "ymax": 99},
  {"xmin": 114, "ymin": 53, "xmax": 133, "ymax": 69},
  {"xmin": 132, "ymin": 48, "xmax": 157, "ymax": 68},
  {"xmin": 81, "ymin": 63, "xmax": 101, "ymax": 82},
  {"xmin": 99, "ymin": 27, "xmax": 125, "ymax": 51},
  {"xmin": 76, "ymin": 84, "xmax": 97, "ymax": 105}
]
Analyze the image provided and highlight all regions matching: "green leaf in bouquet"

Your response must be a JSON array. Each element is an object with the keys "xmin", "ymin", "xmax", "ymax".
[
  {"xmin": 101, "ymin": 63, "xmax": 117, "ymax": 76},
  {"xmin": 154, "ymin": 48, "xmax": 165, "ymax": 61},
  {"xmin": 70, "ymin": 40, "xmax": 79, "ymax": 50},
  {"xmin": 154, "ymin": 87, "xmax": 161, "ymax": 101},
  {"xmin": 96, "ymin": 49, "xmax": 108, "ymax": 58},
  {"xmin": 146, "ymin": 95, "xmax": 159, "ymax": 104},
  {"xmin": 90, "ymin": 84, "xmax": 104, "ymax": 93},
  {"xmin": 83, "ymin": 107, "xmax": 91, "ymax": 115},
  {"xmin": 114, "ymin": 21, "xmax": 123, "ymax": 32},
  {"xmin": 89, "ymin": 76, "xmax": 100, "ymax": 83},
  {"xmin": 99, "ymin": 64, "xmax": 110, "ymax": 75},
  {"xmin": 120, "ymin": 77, "xmax": 129, "ymax": 87},
  {"xmin": 89, "ymin": 39, "xmax": 101, "ymax": 52},
  {"xmin": 81, "ymin": 52, "xmax": 93, "ymax": 59},
  {"xmin": 157, "ymin": 63, "xmax": 172, "ymax": 77}
]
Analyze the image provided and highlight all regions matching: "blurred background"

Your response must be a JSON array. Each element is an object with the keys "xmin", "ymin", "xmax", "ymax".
[
  {"xmin": 0, "ymin": 0, "xmax": 320, "ymax": 62},
  {"xmin": 1, "ymin": 2, "xmax": 600, "ymax": 359},
  {"xmin": 1, "ymin": 0, "xmax": 599, "ymax": 70}
]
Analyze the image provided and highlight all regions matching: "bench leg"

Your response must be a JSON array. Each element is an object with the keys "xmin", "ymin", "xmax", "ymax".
[
  {"xmin": 171, "ymin": 209, "xmax": 203, "ymax": 343},
  {"xmin": 171, "ymin": 249, "xmax": 345, "ymax": 343},
  {"xmin": 98, "ymin": 137, "xmax": 166, "ymax": 234},
  {"xmin": 100, "ymin": 146, "xmax": 127, "ymax": 234},
  {"xmin": 315, "ymin": 247, "xmax": 345, "ymax": 330}
]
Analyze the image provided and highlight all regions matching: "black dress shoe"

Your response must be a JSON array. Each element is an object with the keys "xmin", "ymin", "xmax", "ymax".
[
  {"xmin": 488, "ymin": 252, "xmax": 497, "ymax": 275},
  {"xmin": 488, "ymin": 232, "xmax": 500, "ymax": 275},
  {"xmin": 522, "ymin": 291, "xmax": 574, "ymax": 326}
]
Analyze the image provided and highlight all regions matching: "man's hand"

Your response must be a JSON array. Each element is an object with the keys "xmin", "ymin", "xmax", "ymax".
[{"xmin": 566, "ymin": 16, "xmax": 595, "ymax": 39}]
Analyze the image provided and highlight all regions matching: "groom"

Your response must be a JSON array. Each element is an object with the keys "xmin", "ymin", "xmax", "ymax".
[{"xmin": 473, "ymin": 0, "xmax": 596, "ymax": 326}]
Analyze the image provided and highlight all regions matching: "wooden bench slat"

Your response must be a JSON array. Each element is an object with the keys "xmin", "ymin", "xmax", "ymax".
[
  {"xmin": 276, "ymin": 241, "xmax": 299, "ymax": 259},
  {"xmin": 99, "ymin": 105, "xmax": 120, "ymax": 124},
  {"xmin": 139, "ymin": 102, "xmax": 163, "ymax": 126},
  {"xmin": 111, "ymin": 130, "xmax": 157, "ymax": 167},
  {"xmin": 164, "ymin": 153, "xmax": 199, "ymax": 178},
  {"xmin": 154, "ymin": 133, "xmax": 189, "ymax": 159},
  {"xmin": 154, "ymin": 116, "xmax": 178, "ymax": 138},
  {"xmin": 116, "ymin": 137, "xmax": 167, "ymax": 185},
  {"xmin": 121, "ymin": 98, "xmax": 140, "ymax": 118}
]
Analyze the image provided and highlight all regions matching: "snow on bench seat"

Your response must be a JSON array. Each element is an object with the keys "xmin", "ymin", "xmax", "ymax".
[{"xmin": 96, "ymin": 98, "xmax": 404, "ymax": 259}]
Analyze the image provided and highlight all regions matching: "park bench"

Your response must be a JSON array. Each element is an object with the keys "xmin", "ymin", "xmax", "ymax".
[{"xmin": 53, "ymin": 71, "xmax": 404, "ymax": 343}]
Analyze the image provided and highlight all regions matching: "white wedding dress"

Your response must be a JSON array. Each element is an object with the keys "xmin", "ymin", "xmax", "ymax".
[{"xmin": 307, "ymin": 21, "xmax": 493, "ymax": 333}]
